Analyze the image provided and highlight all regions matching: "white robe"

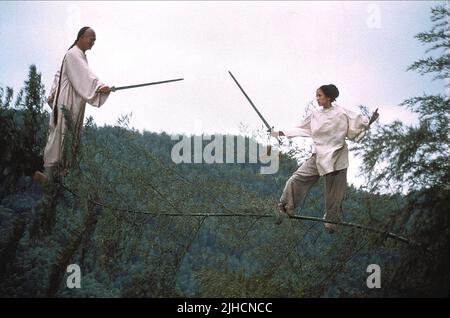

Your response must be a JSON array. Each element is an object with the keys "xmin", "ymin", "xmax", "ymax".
[
  {"xmin": 44, "ymin": 46, "xmax": 109, "ymax": 168},
  {"xmin": 282, "ymin": 105, "xmax": 369, "ymax": 176}
]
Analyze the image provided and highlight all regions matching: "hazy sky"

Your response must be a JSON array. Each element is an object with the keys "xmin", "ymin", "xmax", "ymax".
[{"xmin": 0, "ymin": 1, "xmax": 447, "ymax": 186}]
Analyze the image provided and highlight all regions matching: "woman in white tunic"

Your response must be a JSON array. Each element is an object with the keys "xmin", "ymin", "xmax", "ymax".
[
  {"xmin": 271, "ymin": 84, "xmax": 379, "ymax": 232},
  {"xmin": 34, "ymin": 27, "xmax": 111, "ymax": 183}
]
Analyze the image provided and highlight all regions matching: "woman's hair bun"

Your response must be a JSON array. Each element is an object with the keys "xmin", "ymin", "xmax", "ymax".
[{"xmin": 319, "ymin": 84, "xmax": 339, "ymax": 102}]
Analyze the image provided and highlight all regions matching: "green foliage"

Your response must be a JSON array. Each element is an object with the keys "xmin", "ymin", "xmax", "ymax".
[
  {"xmin": 352, "ymin": 4, "xmax": 449, "ymax": 192},
  {"xmin": 350, "ymin": 4, "xmax": 450, "ymax": 297},
  {"xmin": 407, "ymin": 5, "xmax": 449, "ymax": 80},
  {"xmin": 1, "ymin": 117, "xmax": 412, "ymax": 298},
  {"xmin": 382, "ymin": 187, "xmax": 450, "ymax": 297},
  {"xmin": 1, "ymin": 7, "xmax": 449, "ymax": 296},
  {"xmin": 0, "ymin": 65, "xmax": 48, "ymax": 196}
]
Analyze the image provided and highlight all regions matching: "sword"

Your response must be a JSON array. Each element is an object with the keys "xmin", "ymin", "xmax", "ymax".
[
  {"xmin": 110, "ymin": 78, "xmax": 184, "ymax": 92},
  {"xmin": 228, "ymin": 71, "xmax": 281, "ymax": 144}
]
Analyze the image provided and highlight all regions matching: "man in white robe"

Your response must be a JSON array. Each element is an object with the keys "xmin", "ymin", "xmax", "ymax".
[{"xmin": 34, "ymin": 27, "xmax": 110, "ymax": 183}]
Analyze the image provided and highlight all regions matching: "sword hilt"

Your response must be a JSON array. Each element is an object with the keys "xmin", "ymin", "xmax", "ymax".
[
  {"xmin": 110, "ymin": 86, "xmax": 116, "ymax": 92},
  {"xmin": 267, "ymin": 126, "xmax": 282, "ymax": 145}
]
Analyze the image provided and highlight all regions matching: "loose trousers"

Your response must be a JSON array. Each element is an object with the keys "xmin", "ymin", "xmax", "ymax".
[{"xmin": 279, "ymin": 153, "xmax": 347, "ymax": 222}]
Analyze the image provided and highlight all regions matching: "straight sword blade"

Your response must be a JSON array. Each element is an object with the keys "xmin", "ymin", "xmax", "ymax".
[
  {"xmin": 228, "ymin": 71, "xmax": 271, "ymax": 130},
  {"xmin": 228, "ymin": 71, "xmax": 280, "ymax": 144},
  {"xmin": 111, "ymin": 78, "xmax": 184, "ymax": 92}
]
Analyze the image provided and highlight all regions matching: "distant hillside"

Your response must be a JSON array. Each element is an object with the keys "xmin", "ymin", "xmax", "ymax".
[{"xmin": 1, "ymin": 115, "xmax": 447, "ymax": 297}]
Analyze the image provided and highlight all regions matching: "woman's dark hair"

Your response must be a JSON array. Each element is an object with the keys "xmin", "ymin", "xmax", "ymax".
[
  {"xmin": 68, "ymin": 26, "xmax": 91, "ymax": 50},
  {"xmin": 318, "ymin": 84, "xmax": 339, "ymax": 102}
]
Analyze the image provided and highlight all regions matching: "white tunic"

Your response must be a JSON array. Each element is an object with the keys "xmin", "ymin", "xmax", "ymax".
[
  {"xmin": 44, "ymin": 45, "xmax": 109, "ymax": 168},
  {"xmin": 282, "ymin": 105, "xmax": 369, "ymax": 176}
]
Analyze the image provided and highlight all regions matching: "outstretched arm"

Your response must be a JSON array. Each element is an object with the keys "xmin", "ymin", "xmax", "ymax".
[{"xmin": 271, "ymin": 114, "xmax": 312, "ymax": 139}]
